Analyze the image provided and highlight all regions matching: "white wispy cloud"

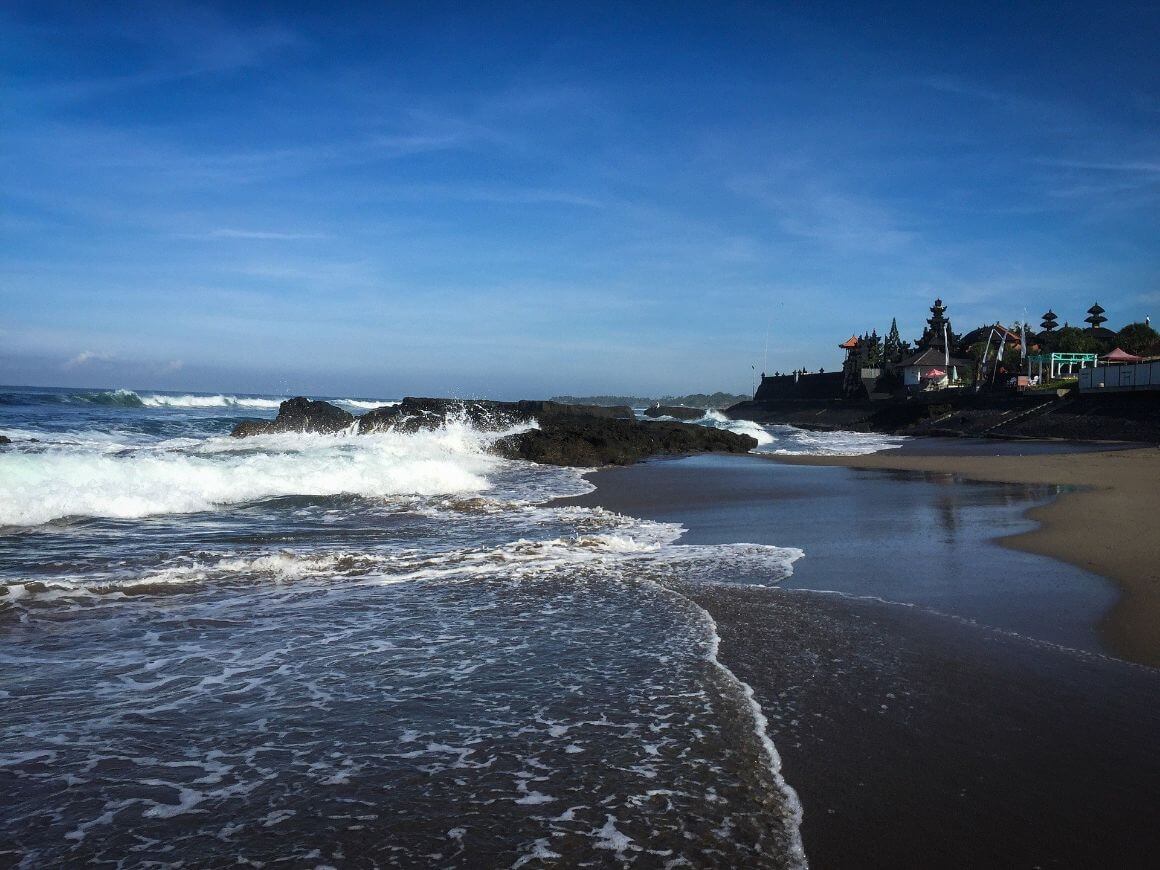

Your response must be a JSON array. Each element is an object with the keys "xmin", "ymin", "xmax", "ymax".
[
  {"xmin": 1044, "ymin": 159, "xmax": 1160, "ymax": 174},
  {"xmin": 202, "ymin": 228, "xmax": 329, "ymax": 240},
  {"xmin": 62, "ymin": 350, "xmax": 114, "ymax": 369},
  {"xmin": 728, "ymin": 172, "xmax": 915, "ymax": 254}
]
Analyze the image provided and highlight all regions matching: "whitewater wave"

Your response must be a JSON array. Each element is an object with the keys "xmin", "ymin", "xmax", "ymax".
[
  {"xmin": 61, "ymin": 390, "xmax": 400, "ymax": 414},
  {"xmin": 756, "ymin": 424, "xmax": 907, "ymax": 456},
  {"xmin": 2, "ymin": 515, "xmax": 802, "ymax": 606},
  {"xmin": 668, "ymin": 410, "xmax": 906, "ymax": 456},
  {"xmin": 696, "ymin": 410, "xmax": 777, "ymax": 446},
  {"xmin": 0, "ymin": 420, "xmax": 533, "ymax": 527},
  {"xmin": 139, "ymin": 393, "xmax": 285, "ymax": 410}
]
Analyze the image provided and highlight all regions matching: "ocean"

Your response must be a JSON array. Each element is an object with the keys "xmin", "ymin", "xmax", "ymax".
[{"xmin": 0, "ymin": 385, "xmax": 911, "ymax": 868}]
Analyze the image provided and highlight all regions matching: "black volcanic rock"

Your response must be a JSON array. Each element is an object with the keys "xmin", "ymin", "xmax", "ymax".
[
  {"xmin": 643, "ymin": 405, "xmax": 706, "ymax": 421},
  {"xmin": 0, "ymin": 435, "xmax": 10, "ymax": 445},
  {"xmin": 494, "ymin": 417, "xmax": 757, "ymax": 467},
  {"xmin": 356, "ymin": 398, "xmax": 633, "ymax": 434},
  {"xmin": 231, "ymin": 397, "xmax": 354, "ymax": 437},
  {"xmin": 231, "ymin": 394, "xmax": 752, "ymax": 466},
  {"xmin": 230, "ymin": 420, "xmax": 275, "ymax": 437}
]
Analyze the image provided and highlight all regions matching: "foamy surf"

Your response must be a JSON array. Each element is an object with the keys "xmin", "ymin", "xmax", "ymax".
[
  {"xmin": 667, "ymin": 410, "xmax": 907, "ymax": 456},
  {"xmin": 2, "ymin": 384, "xmax": 809, "ymax": 868},
  {"xmin": 0, "ymin": 422, "xmax": 527, "ymax": 526}
]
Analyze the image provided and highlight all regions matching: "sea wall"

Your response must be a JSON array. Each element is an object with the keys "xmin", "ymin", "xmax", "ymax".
[
  {"xmin": 753, "ymin": 372, "xmax": 843, "ymax": 402},
  {"xmin": 728, "ymin": 390, "xmax": 1160, "ymax": 443}
]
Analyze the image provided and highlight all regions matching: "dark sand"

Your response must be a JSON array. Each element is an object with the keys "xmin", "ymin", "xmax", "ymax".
[{"xmin": 555, "ymin": 454, "xmax": 1160, "ymax": 869}]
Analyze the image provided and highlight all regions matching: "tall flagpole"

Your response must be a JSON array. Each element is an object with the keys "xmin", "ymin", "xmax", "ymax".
[{"xmin": 978, "ymin": 329, "xmax": 993, "ymax": 392}]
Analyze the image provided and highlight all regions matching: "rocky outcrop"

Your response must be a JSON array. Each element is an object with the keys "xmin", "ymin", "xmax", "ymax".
[
  {"xmin": 230, "ymin": 395, "xmax": 753, "ymax": 466},
  {"xmin": 357, "ymin": 398, "xmax": 633, "ymax": 433},
  {"xmin": 0, "ymin": 435, "xmax": 10, "ymax": 446},
  {"xmin": 642, "ymin": 405, "xmax": 705, "ymax": 421},
  {"xmin": 495, "ymin": 418, "xmax": 756, "ymax": 466},
  {"xmin": 230, "ymin": 397, "xmax": 354, "ymax": 437}
]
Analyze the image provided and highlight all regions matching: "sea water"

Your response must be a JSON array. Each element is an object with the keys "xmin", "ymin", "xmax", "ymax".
[{"xmin": 0, "ymin": 386, "xmax": 836, "ymax": 868}]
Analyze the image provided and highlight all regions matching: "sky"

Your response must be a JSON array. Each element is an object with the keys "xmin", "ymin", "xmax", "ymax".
[{"xmin": 2, "ymin": 1, "xmax": 1157, "ymax": 398}]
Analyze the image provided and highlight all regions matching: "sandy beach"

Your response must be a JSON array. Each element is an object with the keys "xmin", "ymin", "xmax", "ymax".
[
  {"xmin": 557, "ymin": 447, "xmax": 1160, "ymax": 867},
  {"xmin": 776, "ymin": 445, "xmax": 1160, "ymax": 666}
]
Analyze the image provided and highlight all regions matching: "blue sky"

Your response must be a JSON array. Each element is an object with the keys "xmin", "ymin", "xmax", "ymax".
[{"xmin": 2, "ymin": 1, "xmax": 1157, "ymax": 398}]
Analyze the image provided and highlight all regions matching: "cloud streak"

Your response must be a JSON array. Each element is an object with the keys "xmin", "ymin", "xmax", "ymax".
[
  {"xmin": 201, "ymin": 228, "xmax": 329, "ymax": 241},
  {"xmin": 62, "ymin": 350, "xmax": 114, "ymax": 370}
]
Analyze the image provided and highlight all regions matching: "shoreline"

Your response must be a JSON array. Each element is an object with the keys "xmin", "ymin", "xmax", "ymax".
[
  {"xmin": 555, "ymin": 448, "xmax": 1160, "ymax": 866},
  {"xmin": 771, "ymin": 445, "xmax": 1160, "ymax": 666}
]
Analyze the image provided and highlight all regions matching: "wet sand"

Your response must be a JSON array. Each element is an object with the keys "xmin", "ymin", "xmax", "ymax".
[
  {"xmin": 555, "ymin": 453, "xmax": 1160, "ymax": 868},
  {"xmin": 776, "ymin": 445, "xmax": 1160, "ymax": 666}
]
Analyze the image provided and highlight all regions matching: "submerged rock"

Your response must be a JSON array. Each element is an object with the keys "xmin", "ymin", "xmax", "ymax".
[{"xmin": 0, "ymin": 435, "xmax": 10, "ymax": 446}]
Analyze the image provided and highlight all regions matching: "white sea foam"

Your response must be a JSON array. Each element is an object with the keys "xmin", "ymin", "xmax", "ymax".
[
  {"xmin": 70, "ymin": 390, "xmax": 398, "ymax": 413},
  {"xmin": 334, "ymin": 398, "xmax": 399, "ymax": 411},
  {"xmin": 0, "ymin": 422, "xmax": 520, "ymax": 527},
  {"xmin": 697, "ymin": 410, "xmax": 776, "ymax": 446},
  {"xmin": 755, "ymin": 423, "xmax": 907, "ymax": 456},
  {"xmin": 138, "ymin": 393, "xmax": 286, "ymax": 410},
  {"xmin": 698, "ymin": 605, "xmax": 807, "ymax": 869},
  {"xmin": 677, "ymin": 410, "xmax": 906, "ymax": 455}
]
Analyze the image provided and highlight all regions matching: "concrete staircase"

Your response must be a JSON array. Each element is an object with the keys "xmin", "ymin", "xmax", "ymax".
[{"xmin": 979, "ymin": 394, "xmax": 1074, "ymax": 436}]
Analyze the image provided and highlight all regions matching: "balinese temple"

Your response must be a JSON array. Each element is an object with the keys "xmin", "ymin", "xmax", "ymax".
[
  {"xmin": 897, "ymin": 298, "xmax": 973, "ymax": 390},
  {"xmin": 1041, "ymin": 309, "xmax": 1059, "ymax": 333},
  {"xmin": 917, "ymin": 298, "xmax": 959, "ymax": 351},
  {"xmin": 1084, "ymin": 302, "xmax": 1116, "ymax": 342}
]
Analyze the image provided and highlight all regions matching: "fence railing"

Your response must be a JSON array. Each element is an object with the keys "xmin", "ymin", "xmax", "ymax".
[{"xmin": 1078, "ymin": 361, "xmax": 1160, "ymax": 392}]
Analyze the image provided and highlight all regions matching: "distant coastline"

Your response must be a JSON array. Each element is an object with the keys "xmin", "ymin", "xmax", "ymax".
[{"xmin": 551, "ymin": 392, "xmax": 749, "ymax": 409}]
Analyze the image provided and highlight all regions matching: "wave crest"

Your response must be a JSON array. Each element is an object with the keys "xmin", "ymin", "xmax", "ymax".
[{"xmin": 0, "ymin": 421, "xmax": 527, "ymax": 527}]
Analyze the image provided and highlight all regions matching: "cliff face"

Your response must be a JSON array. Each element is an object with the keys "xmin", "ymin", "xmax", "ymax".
[
  {"xmin": 727, "ymin": 391, "xmax": 1160, "ymax": 443},
  {"xmin": 231, "ymin": 397, "xmax": 757, "ymax": 466}
]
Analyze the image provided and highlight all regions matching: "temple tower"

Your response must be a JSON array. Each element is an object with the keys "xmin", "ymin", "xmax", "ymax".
[
  {"xmin": 1084, "ymin": 303, "xmax": 1107, "ymax": 330},
  {"xmin": 919, "ymin": 298, "xmax": 956, "ymax": 351}
]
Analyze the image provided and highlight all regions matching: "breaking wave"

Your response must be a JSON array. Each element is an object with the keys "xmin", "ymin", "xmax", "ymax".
[
  {"xmin": 0, "ymin": 421, "xmax": 534, "ymax": 527},
  {"xmin": 62, "ymin": 390, "xmax": 398, "ymax": 413},
  {"xmin": 139, "ymin": 393, "xmax": 285, "ymax": 409},
  {"xmin": 70, "ymin": 388, "xmax": 146, "ymax": 407}
]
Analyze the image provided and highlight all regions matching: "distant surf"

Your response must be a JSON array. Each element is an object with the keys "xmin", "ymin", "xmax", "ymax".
[{"xmin": 646, "ymin": 408, "xmax": 908, "ymax": 456}]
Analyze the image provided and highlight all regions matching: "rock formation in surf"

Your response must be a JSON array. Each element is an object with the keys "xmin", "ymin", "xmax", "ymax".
[
  {"xmin": 231, "ymin": 397, "xmax": 756, "ymax": 466},
  {"xmin": 642, "ymin": 405, "xmax": 706, "ymax": 421},
  {"xmin": 229, "ymin": 397, "xmax": 355, "ymax": 436}
]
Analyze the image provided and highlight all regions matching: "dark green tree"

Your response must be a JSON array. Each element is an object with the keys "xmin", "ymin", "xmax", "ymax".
[
  {"xmin": 865, "ymin": 330, "xmax": 883, "ymax": 367},
  {"xmin": 1054, "ymin": 326, "xmax": 1102, "ymax": 354},
  {"xmin": 1114, "ymin": 322, "xmax": 1160, "ymax": 356},
  {"xmin": 883, "ymin": 318, "xmax": 902, "ymax": 364}
]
